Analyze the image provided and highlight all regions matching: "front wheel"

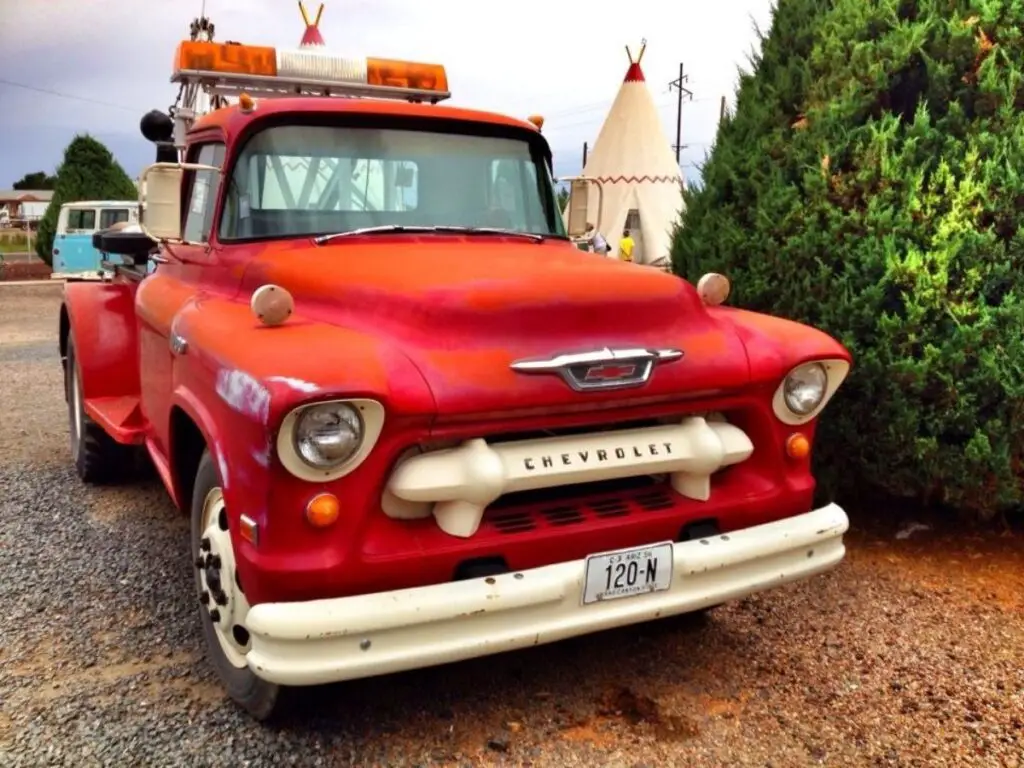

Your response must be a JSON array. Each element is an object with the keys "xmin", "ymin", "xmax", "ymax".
[{"xmin": 190, "ymin": 450, "xmax": 281, "ymax": 720}]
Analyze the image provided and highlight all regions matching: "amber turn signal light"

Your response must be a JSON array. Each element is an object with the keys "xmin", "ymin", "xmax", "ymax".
[
  {"xmin": 785, "ymin": 433, "xmax": 811, "ymax": 459},
  {"xmin": 306, "ymin": 493, "xmax": 340, "ymax": 527}
]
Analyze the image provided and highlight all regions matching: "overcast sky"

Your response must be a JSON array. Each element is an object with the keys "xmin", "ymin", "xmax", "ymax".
[{"xmin": 0, "ymin": 0, "xmax": 775, "ymax": 189}]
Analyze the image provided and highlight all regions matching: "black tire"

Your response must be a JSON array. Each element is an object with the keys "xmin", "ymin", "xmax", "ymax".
[
  {"xmin": 190, "ymin": 450, "xmax": 281, "ymax": 721},
  {"xmin": 65, "ymin": 334, "xmax": 135, "ymax": 483}
]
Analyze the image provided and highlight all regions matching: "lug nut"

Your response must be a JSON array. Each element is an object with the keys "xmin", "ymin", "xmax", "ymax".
[
  {"xmin": 209, "ymin": 609, "xmax": 221, "ymax": 622},
  {"xmin": 199, "ymin": 590, "xmax": 209, "ymax": 604},
  {"xmin": 214, "ymin": 590, "xmax": 228, "ymax": 606},
  {"xmin": 194, "ymin": 556, "xmax": 205, "ymax": 568},
  {"xmin": 200, "ymin": 537, "xmax": 211, "ymax": 551},
  {"xmin": 209, "ymin": 555, "xmax": 221, "ymax": 569}
]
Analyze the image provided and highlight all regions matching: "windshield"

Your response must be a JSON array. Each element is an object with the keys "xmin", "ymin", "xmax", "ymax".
[{"xmin": 219, "ymin": 123, "xmax": 566, "ymax": 241}]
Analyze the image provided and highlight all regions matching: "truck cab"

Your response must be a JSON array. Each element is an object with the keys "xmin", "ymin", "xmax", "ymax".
[
  {"xmin": 59, "ymin": 33, "xmax": 852, "ymax": 721},
  {"xmin": 52, "ymin": 200, "xmax": 139, "ymax": 279}
]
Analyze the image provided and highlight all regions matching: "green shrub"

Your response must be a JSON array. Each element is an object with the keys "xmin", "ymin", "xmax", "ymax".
[
  {"xmin": 672, "ymin": 0, "xmax": 1024, "ymax": 520},
  {"xmin": 36, "ymin": 135, "xmax": 138, "ymax": 266}
]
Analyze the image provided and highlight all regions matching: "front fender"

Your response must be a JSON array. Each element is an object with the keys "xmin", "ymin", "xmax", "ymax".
[
  {"xmin": 170, "ymin": 384, "xmax": 234, "ymax": 493},
  {"xmin": 170, "ymin": 298, "xmax": 436, "ymax": 430},
  {"xmin": 60, "ymin": 281, "xmax": 141, "ymax": 400},
  {"xmin": 708, "ymin": 307, "xmax": 852, "ymax": 385}
]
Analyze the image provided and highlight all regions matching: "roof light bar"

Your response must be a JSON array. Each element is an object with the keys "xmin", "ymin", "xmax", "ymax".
[{"xmin": 171, "ymin": 41, "xmax": 450, "ymax": 102}]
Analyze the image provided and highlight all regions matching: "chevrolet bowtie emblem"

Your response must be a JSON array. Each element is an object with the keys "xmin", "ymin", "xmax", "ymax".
[{"xmin": 509, "ymin": 347, "xmax": 684, "ymax": 391}]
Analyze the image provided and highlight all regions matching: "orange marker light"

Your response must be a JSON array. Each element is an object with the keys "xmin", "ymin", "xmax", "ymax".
[
  {"xmin": 306, "ymin": 493, "xmax": 340, "ymax": 528},
  {"xmin": 366, "ymin": 57, "xmax": 448, "ymax": 92},
  {"xmin": 785, "ymin": 433, "xmax": 811, "ymax": 460},
  {"xmin": 174, "ymin": 41, "xmax": 278, "ymax": 77}
]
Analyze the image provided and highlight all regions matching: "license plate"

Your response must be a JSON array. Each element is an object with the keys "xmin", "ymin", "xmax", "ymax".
[{"xmin": 582, "ymin": 541, "xmax": 674, "ymax": 605}]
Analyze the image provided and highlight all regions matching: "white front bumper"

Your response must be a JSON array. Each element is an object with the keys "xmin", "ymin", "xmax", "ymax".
[{"xmin": 244, "ymin": 503, "xmax": 849, "ymax": 687}]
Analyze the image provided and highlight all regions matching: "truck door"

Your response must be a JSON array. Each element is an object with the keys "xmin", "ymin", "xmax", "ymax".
[
  {"xmin": 136, "ymin": 141, "xmax": 226, "ymax": 461},
  {"xmin": 54, "ymin": 206, "xmax": 99, "ymax": 275}
]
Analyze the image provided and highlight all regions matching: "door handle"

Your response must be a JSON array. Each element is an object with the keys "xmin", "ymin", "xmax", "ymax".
[{"xmin": 151, "ymin": 254, "xmax": 169, "ymax": 264}]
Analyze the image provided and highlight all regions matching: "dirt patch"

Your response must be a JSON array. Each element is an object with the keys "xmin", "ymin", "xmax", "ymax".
[
  {"xmin": 846, "ymin": 526, "xmax": 1024, "ymax": 612},
  {"xmin": 0, "ymin": 359, "xmax": 67, "ymax": 465},
  {"xmin": 4, "ymin": 632, "xmax": 219, "ymax": 712},
  {"xmin": 0, "ymin": 283, "xmax": 63, "ymax": 340},
  {"xmin": 597, "ymin": 686, "xmax": 701, "ymax": 741},
  {"xmin": 87, "ymin": 481, "xmax": 182, "ymax": 526},
  {"xmin": 1, "ymin": 262, "xmax": 53, "ymax": 281}
]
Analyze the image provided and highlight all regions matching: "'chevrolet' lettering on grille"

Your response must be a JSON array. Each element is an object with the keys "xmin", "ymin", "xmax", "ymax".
[{"xmin": 523, "ymin": 442, "xmax": 675, "ymax": 471}]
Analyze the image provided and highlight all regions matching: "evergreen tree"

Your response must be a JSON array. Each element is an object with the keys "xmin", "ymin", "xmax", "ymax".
[
  {"xmin": 672, "ymin": 0, "xmax": 1024, "ymax": 521},
  {"xmin": 36, "ymin": 135, "xmax": 138, "ymax": 265},
  {"xmin": 12, "ymin": 171, "xmax": 57, "ymax": 191}
]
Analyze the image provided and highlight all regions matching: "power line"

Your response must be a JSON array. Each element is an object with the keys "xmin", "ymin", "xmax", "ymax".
[
  {"xmin": 668, "ymin": 63, "xmax": 694, "ymax": 163},
  {"xmin": 0, "ymin": 77, "xmax": 138, "ymax": 112},
  {"xmin": 541, "ymin": 100, "xmax": 676, "ymax": 135}
]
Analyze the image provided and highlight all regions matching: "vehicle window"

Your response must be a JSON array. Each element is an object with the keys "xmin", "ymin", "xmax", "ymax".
[
  {"xmin": 67, "ymin": 209, "xmax": 96, "ymax": 231},
  {"xmin": 100, "ymin": 208, "xmax": 131, "ymax": 229},
  {"xmin": 219, "ymin": 124, "xmax": 565, "ymax": 241},
  {"xmin": 183, "ymin": 142, "xmax": 226, "ymax": 243}
]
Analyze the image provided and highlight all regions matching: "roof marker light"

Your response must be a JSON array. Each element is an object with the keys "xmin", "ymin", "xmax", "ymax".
[{"xmin": 171, "ymin": 40, "xmax": 451, "ymax": 101}]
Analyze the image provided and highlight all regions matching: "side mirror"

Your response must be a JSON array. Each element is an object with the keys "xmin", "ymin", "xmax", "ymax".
[
  {"xmin": 137, "ymin": 161, "xmax": 221, "ymax": 243},
  {"xmin": 560, "ymin": 176, "xmax": 604, "ymax": 238}
]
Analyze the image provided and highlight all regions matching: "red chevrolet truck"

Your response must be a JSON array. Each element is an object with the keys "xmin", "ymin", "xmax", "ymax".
[{"xmin": 59, "ymin": 33, "xmax": 852, "ymax": 720}]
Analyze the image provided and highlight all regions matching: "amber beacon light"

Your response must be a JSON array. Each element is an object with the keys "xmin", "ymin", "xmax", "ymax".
[{"xmin": 171, "ymin": 40, "xmax": 450, "ymax": 99}]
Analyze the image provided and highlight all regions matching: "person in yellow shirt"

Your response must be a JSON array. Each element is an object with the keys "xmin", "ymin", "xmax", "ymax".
[{"xmin": 618, "ymin": 229, "xmax": 635, "ymax": 262}]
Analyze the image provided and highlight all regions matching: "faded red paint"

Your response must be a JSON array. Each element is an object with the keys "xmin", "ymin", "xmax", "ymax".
[{"xmin": 60, "ymin": 95, "xmax": 852, "ymax": 608}]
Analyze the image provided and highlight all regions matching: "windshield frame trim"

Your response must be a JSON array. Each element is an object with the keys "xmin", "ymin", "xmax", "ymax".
[{"xmin": 216, "ymin": 111, "xmax": 565, "ymax": 246}]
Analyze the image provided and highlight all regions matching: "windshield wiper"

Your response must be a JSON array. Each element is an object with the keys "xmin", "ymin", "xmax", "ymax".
[
  {"xmin": 431, "ymin": 226, "xmax": 544, "ymax": 242},
  {"xmin": 314, "ymin": 225, "xmax": 551, "ymax": 245},
  {"xmin": 314, "ymin": 225, "xmax": 438, "ymax": 245}
]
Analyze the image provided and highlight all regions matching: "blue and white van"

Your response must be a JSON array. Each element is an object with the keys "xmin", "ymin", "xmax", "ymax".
[{"xmin": 52, "ymin": 200, "xmax": 139, "ymax": 279}]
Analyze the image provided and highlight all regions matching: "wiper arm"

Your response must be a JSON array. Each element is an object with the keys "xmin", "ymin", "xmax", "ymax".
[
  {"xmin": 314, "ymin": 225, "xmax": 439, "ymax": 244},
  {"xmin": 314, "ymin": 225, "xmax": 549, "ymax": 245},
  {"xmin": 432, "ymin": 226, "xmax": 544, "ymax": 242}
]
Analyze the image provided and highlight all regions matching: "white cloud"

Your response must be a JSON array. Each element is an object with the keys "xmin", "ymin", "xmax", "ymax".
[{"xmin": 0, "ymin": 0, "xmax": 775, "ymax": 183}]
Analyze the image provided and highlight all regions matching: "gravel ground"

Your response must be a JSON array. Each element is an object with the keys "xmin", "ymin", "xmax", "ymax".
[{"xmin": 0, "ymin": 283, "xmax": 1022, "ymax": 767}]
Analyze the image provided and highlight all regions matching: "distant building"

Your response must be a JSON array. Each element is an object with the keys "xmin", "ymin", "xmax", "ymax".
[{"xmin": 0, "ymin": 190, "xmax": 54, "ymax": 224}]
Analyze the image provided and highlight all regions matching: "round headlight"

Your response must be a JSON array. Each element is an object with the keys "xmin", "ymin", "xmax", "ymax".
[
  {"xmin": 783, "ymin": 362, "xmax": 828, "ymax": 415},
  {"xmin": 293, "ymin": 402, "xmax": 364, "ymax": 468}
]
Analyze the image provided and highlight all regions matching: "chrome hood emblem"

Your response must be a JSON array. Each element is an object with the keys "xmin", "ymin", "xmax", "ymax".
[{"xmin": 510, "ymin": 347, "xmax": 684, "ymax": 391}]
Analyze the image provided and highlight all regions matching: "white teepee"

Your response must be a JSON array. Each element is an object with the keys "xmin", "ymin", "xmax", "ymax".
[
  {"xmin": 298, "ymin": 1, "xmax": 326, "ymax": 47},
  {"xmin": 571, "ymin": 43, "xmax": 685, "ymax": 267}
]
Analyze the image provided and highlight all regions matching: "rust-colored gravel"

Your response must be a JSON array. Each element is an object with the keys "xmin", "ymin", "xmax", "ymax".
[{"xmin": 0, "ymin": 283, "xmax": 1021, "ymax": 767}]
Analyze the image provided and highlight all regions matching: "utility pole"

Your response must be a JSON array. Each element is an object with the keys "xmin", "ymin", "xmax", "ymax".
[
  {"xmin": 668, "ymin": 63, "xmax": 693, "ymax": 163},
  {"xmin": 582, "ymin": 141, "xmax": 588, "ymax": 168},
  {"xmin": 719, "ymin": 95, "xmax": 727, "ymax": 122}
]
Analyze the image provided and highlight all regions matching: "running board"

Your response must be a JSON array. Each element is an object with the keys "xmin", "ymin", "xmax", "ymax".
[{"xmin": 84, "ymin": 395, "xmax": 145, "ymax": 444}]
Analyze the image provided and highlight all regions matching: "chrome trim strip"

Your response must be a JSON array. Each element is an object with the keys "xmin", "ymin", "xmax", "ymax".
[{"xmin": 509, "ymin": 346, "xmax": 684, "ymax": 391}]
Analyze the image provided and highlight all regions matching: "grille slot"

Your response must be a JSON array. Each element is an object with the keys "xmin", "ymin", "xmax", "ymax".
[{"xmin": 481, "ymin": 479, "xmax": 678, "ymax": 536}]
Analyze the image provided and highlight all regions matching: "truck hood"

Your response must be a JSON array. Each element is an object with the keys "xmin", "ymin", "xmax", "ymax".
[{"xmin": 240, "ymin": 238, "xmax": 753, "ymax": 414}]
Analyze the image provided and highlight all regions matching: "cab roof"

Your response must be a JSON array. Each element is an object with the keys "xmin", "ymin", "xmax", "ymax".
[{"xmin": 189, "ymin": 97, "xmax": 542, "ymax": 139}]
